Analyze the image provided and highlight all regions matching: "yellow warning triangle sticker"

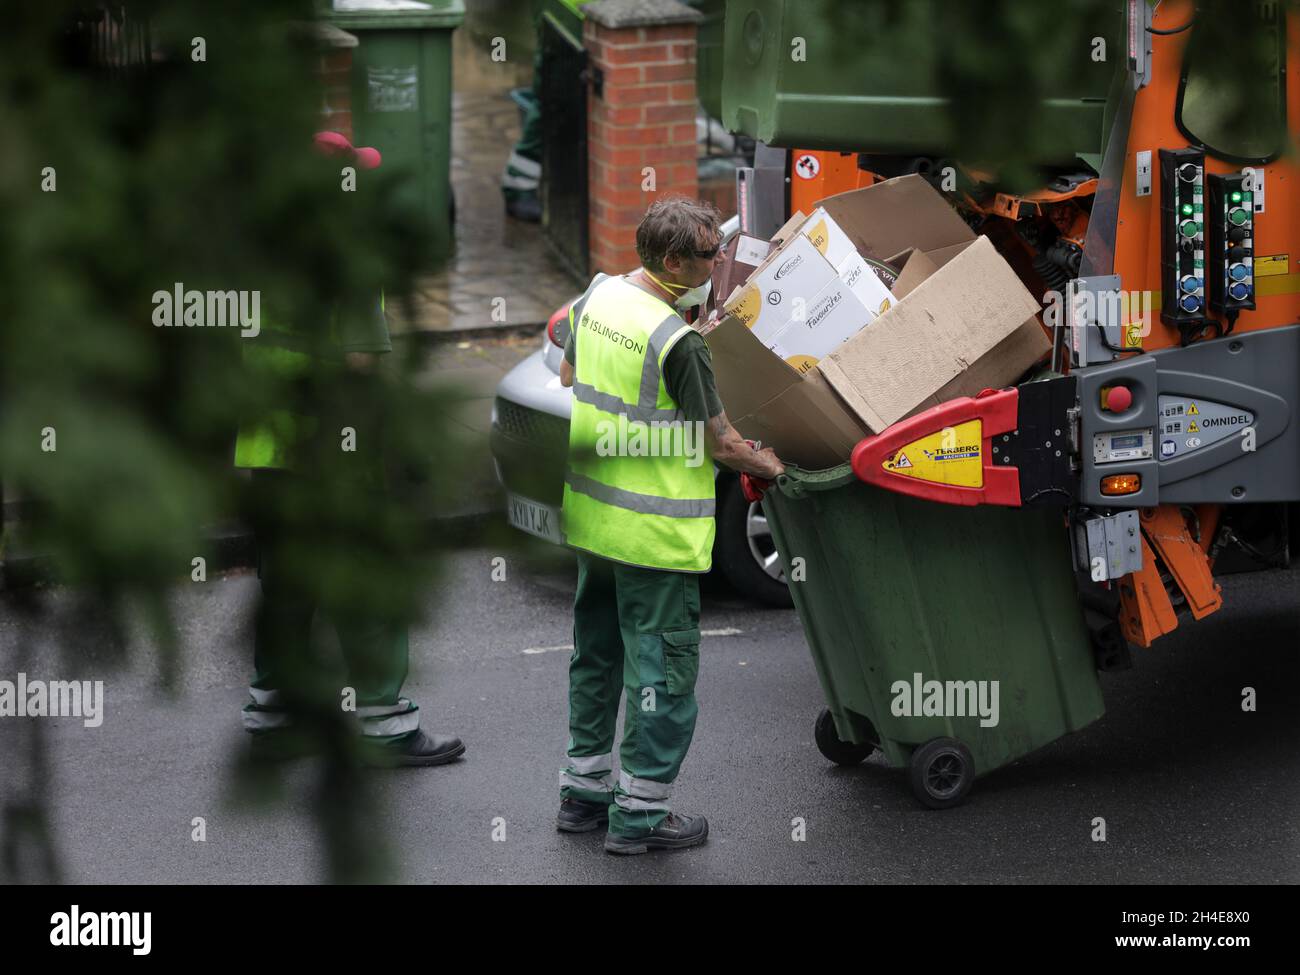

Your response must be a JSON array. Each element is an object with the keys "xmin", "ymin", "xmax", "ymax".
[
  {"xmin": 893, "ymin": 451, "xmax": 912, "ymax": 469},
  {"xmin": 1187, "ymin": 403, "xmax": 1200, "ymax": 415},
  {"xmin": 1188, "ymin": 420, "xmax": 1200, "ymax": 432}
]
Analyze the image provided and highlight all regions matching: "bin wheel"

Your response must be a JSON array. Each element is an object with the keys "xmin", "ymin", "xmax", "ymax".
[
  {"xmin": 814, "ymin": 709, "xmax": 876, "ymax": 766},
  {"xmin": 908, "ymin": 738, "xmax": 974, "ymax": 809}
]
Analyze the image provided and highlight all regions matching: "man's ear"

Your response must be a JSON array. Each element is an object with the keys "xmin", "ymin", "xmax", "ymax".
[{"xmin": 662, "ymin": 253, "xmax": 684, "ymax": 275}]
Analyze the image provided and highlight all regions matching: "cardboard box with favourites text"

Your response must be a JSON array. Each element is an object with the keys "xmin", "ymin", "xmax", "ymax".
[{"xmin": 705, "ymin": 175, "xmax": 1050, "ymax": 469}]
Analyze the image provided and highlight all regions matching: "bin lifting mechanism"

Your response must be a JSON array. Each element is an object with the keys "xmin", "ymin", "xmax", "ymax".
[{"xmin": 850, "ymin": 378, "xmax": 1080, "ymax": 508}]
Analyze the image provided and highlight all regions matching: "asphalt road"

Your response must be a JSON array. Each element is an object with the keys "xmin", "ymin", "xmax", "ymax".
[{"xmin": 1, "ymin": 538, "xmax": 1297, "ymax": 884}]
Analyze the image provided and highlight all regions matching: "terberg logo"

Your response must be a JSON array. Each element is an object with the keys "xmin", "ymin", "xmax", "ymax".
[
  {"xmin": 151, "ymin": 282, "xmax": 260, "ymax": 337},
  {"xmin": 50, "ymin": 906, "xmax": 151, "ymax": 955},
  {"xmin": 891, "ymin": 672, "xmax": 1000, "ymax": 727}
]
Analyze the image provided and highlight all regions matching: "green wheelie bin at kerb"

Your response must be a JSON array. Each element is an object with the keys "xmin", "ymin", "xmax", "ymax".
[
  {"xmin": 761, "ymin": 464, "xmax": 1105, "ymax": 808},
  {"xmin": 328, "ymin": 0, "xmax": 465, "ymax": 266}
]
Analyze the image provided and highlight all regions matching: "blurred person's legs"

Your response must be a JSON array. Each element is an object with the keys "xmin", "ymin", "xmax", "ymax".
[
  {"xmin": 336, "ymin": 611, "xmax": 464, "ymax": 767},
  {"xmin": 243, "ymin": 470, "xmax": 330, "ymax": 759},
  {"xmin": 502, "ymin": 14, "xmax": 544, "ymax": 222},
  {"xmin": 242, "ymin": 470, "xmax": 462, "ymax": 766},
  {"xmin": 503, "ymin": 88, "xmax": 542, "ymax": 222}
]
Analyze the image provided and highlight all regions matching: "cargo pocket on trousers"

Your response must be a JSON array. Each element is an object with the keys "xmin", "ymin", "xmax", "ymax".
[{"xmin": 661, "ymin": 628, "xmax": 700, "ymax": 696}]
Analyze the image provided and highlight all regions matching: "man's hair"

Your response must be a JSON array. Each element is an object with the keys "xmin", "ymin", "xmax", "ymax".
[{"xmin": 635, "ymin": 196, "xmax": 721, "ymax": 274}]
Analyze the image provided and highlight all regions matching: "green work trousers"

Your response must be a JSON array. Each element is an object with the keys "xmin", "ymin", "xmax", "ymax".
[{"xmin": 560, "ymin": 550, "xmax": 702, "ymax": 836}]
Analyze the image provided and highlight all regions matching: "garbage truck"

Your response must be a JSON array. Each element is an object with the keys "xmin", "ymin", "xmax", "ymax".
[{"xmin": 717, "ymin": 0, "xmax": 1299, "ymax": 805}]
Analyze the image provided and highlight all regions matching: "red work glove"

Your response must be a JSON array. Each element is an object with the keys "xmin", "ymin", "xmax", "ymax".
[{"xmin": 741, "ymin": 472, "xmax": 770, "ymax": 503}]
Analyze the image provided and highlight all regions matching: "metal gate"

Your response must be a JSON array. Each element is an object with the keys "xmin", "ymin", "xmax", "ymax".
[{"xmin": 538, "ymin": 9, "xmax": 588, "ymax": 282}]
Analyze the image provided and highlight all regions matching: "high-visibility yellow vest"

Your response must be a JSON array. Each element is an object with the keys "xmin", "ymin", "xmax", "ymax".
[
  {"xmin": 233, "ymin": 296, "xmax": 385, "ymax": 470},
  {"xmin": 561, "ymin": 274, "xmax": 716, "ymax": 573}
]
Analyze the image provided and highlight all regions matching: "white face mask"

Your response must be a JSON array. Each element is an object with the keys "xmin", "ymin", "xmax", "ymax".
[{"xmin": 645, "ymin": 270, "xmax": 712, "ymax": 311}]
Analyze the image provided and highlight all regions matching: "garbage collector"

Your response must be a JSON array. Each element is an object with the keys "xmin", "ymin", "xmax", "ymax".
[
  {"xmin": 556, "ymin": 197, "xmax": 786, "ymax": 854},
  {"xmin": 233, "ymin": 132, "xmax": 464, "ymax": 767}
]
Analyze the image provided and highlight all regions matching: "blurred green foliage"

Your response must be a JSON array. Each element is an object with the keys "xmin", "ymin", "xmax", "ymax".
[
  {"xmin": 775, "ymin": 0, "xmax": 1296, "ymax": 190},
  {"xmin": 0, "ymin": 0, "xmax": 454, "ymax": 882}
]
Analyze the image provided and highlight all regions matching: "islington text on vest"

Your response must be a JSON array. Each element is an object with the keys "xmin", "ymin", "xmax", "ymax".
[
  {"xmin": 581, "ymin": 317, "xmax": 646, "ymax": 355},
  {"xmin": 151, "ymin": 283, "xmax": 260, "ymax": 337},
  {"xmin": 0, "ymin": 673, "xmax": 105, "ymax": 728}
]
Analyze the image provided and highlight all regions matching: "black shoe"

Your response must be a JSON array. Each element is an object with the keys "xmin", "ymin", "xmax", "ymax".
[
  {"xmin": 604, "ymin": 812, "xmax": 709, "ymax": 855},
  {"xmin": 363, "ymin": 730, "xmax": 465, "ymax": 768},
  {"xmin": 505, "ymin": 193, "xmax": 542, "ymax": 222},
  {"xmin": 556, "ymin": 797, "xmax": 611, "ymax": 833}
]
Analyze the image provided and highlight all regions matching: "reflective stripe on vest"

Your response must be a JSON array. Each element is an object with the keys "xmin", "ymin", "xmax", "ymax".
[{"xmin": 561, "ymin": 275, "xmax": 715, "ymax": 573}]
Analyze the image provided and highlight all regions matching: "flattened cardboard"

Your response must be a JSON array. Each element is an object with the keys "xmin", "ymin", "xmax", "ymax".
[
  {"xmin": 705, "ymin": 311, "xmax": 869, "ymax": 468},
  {"xmin": 821, "ymin": 174, "xmax": 976, "ymax": 260},
  {"xmin": 890, "ymin": 248, "xmax": 939, "ymax": 299},
  {"xmin": 817, "ymin": 235, "xmax": 1048, "ymax": 433}
]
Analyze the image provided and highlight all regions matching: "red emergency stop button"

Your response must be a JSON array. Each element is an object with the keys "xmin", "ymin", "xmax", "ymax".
[{"xmin": 1102, "ymin": 385, "xmax": 1133, "ymax": 411}]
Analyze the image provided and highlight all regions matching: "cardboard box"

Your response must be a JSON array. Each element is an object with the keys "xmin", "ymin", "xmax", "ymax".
[
  {"xmin": 800, "ymin": 207, "xmax": 858, "ymax": 267},
  {"xmin": 767, "ymin": 277, "xmax": 872, "ymax": 373},
  {"xmin": 705, "ymin": 175, "xmax": 1050, "ymax": 468},
  {"xmin": 799, "ymin": 205, "xmax": 902, "ymax": 294},
  {"xmin": 837, "ymin": 250, "xmax": 895, "ymax": 318},
  {"xmin": 725, "ymin": 233, "xmax": 839, "ymax": 345}
]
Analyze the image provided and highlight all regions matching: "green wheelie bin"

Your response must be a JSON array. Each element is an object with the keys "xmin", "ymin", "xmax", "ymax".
[
  {"xmin": 328, "ymin": 0, "xmax": 465, "ymax": 266},
  {"xmin": 760, "ymin": 463, "xmax": 1105, "ymax": 808}
]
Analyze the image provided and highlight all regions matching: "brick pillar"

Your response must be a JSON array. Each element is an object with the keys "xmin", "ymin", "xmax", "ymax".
[
  {"xmin": 584, "ymin": 0, "xmax": 703, "ymax": 275},
  {"xmin": 310, "ymin": 24, "xmax": 358, "ymax": 142}
]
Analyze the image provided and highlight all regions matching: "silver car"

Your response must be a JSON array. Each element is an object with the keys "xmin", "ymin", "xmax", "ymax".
[{"xmin": 489, "ymin": 223, "xmax": 791, "ymax": 607}]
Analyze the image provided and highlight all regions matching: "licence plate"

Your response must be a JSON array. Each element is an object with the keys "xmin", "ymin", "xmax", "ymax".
[{"xmin": 506, "ymin": 493, "xmax": 563, "ymax": 544}]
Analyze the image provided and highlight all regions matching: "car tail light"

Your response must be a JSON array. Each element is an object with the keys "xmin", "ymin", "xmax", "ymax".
[{"xmin": 547, "ymin": 302, "xmax": 572, "ymax": 348}]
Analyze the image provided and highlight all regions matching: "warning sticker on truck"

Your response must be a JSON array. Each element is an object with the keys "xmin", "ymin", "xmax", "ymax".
[
  {"xmin": 1254, "ymin": 254, "xmax": 1289, "ymax": 277},
  {"xmin": 1156, "ymin": 396, "xmax": 1253, "ymax": 458},
  {"xmin": 882, "ymin": 420, "xmax": 983, "ymax": 488}
]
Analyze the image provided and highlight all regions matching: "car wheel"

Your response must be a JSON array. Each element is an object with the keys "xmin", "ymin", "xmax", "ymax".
[{"xmin": 716, "ymin": 476, "xmax": 793, "ymax": 607}]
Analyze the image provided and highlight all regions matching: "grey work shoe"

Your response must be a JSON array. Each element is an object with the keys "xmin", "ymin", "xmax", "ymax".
[
  {"xmin": 362, "ymin": 730, "xmax": 465, "ymax": 768},
  {"xmin": 604, "ymin": 812, "xmax": 709, "ymax": 855},
  {"xmin": 556, "ymin": 797, "xmax": 611, "ymax": 833}
]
